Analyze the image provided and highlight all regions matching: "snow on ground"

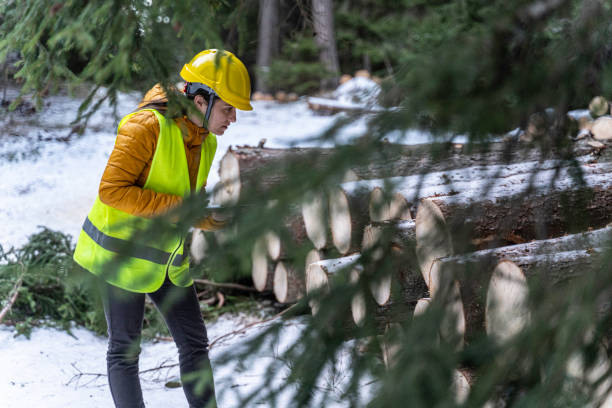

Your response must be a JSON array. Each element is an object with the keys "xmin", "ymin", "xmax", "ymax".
[
  {"xmin": 0, "ymin": 314, "xmax": 372, "ymax": 408},
  {"xmin": 0, "ymin": 84, "xmax": 394, "ymax": 408}
]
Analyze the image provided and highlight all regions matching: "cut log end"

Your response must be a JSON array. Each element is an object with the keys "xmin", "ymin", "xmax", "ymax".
[
  {"xmin": 369, "ymin": 187, "xmax": 412, "ymax": 222},
  {"xmin": 415, "ymin": 198, "xmax": 453, "ymax": 288},
  {"xmin": 302, "ymin": 193, "xmax": 328, "ymax": 250},
  {"xmin": 273, "ymin": 262, "xmax": 305, "ymax": 304},
  {"xmin": 217, "ymin": 152, "xmax": 241, "ymax": 205},
  {"xmin": 306, "ymin": 263, "xmax": 329, "ymax": 315},
  {"xmin": 485, "ymin": 260, "xmax": 530, "ymax": 343},
  {"xmin": 350, "ymin": 268, "xmax": 366, "ymax": 326},
  {"xmin": 265, "ymin": 230, "xmax": 282, "ymax": 261},
  {"xmin": 329, "ymin": 188, "xmax": 353, "ymax": 255},
  {"xmin": 251, "ymin": 238, "xmax": 273, "ymax": 292},
  {"xmin": 190, "ymin": 229, "xmax": 207, "ymax": 265},
  {"xmin": 413, "ymin": 298, "xmax": 431, "ymax": 317}
]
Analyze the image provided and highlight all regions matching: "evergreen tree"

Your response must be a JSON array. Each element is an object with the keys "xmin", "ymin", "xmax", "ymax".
[{"xmin": 1, "ymin": 1, "xmax": 611, "ymax": 407}]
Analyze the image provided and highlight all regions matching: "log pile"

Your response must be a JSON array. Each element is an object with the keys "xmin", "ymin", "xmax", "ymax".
[{"xmin": 191, "ymin": 131, "xmax": 612, "ymax": 358}]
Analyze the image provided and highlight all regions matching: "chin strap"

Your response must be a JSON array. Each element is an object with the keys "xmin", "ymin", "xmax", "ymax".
[{"xmin": 204, "ymin": 93, "xmax": 215, "ymax": 126}]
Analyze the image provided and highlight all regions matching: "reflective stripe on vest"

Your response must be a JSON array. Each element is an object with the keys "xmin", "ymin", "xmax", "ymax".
[{"xmin": 73, "ymin": 109, "xmax": 217, "ymax": 293}]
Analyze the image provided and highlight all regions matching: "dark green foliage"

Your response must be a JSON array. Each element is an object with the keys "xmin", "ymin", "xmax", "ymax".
[
  {"xmin": 2, "ymin": 0, "xmax": 612, "ymax": 407},
  {"xmin": 0, "ymin": 227, "xmax": 107, "ymax": 337}
]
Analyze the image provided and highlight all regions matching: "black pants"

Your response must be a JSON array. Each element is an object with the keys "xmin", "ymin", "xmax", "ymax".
[{"xmin": 101, "ymin": 276, "xmax": 217, "ymax": 408}]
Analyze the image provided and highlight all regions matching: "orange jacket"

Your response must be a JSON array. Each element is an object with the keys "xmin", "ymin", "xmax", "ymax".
[{"xmin": 99, "ymin": 84, "xmax": 222, "ymax": 230}]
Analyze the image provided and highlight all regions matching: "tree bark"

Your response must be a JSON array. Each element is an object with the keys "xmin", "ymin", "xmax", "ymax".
[
  {"xmin": 414, "ymin": 162, "xmax": 612, "ymax": 256},
  {"xmin": 215, "ymin": 142, "xmax": 606, "ymax": 204},
  {"xmin": 256, "ymin": 0, "xmax": 279, "ymax": 93},
  {"xmin": 311, "ymin": 0, "xmax": 340, "ymax": 90}
]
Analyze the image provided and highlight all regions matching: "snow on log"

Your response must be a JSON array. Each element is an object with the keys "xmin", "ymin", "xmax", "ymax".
[
  {"xmin": 302, "ymin": 192, "xmax": 330, "ymax": 250},
  {"xmin": 251, "ymin": 236, "xmax": 274, "ymax": 292},
  {"xmin": 217, "ymin": 142, "xmax": 605, "ymax": 205},
  {"xmin": 329, "ymin": 186, "xmax": 370, "ymax": 255},
  {"xmin": 369, "ymin": 187, "xmax": 412, "ymax": 222},
  {"xmin": 306, "ymin": 254, "xmax": 361, "ymax": 315},
  {"xmin": 273, "ymin": 261, "xmax": 305, "ymax": 304},
  {"xmin": 428, "ymin": 227, "xmax": 611, "ymax": 344}
]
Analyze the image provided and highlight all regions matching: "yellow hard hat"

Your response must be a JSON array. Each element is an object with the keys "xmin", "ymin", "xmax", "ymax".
[{"xmin": 180, "ymin": 49, "xmax": 253, "ymax": 111}]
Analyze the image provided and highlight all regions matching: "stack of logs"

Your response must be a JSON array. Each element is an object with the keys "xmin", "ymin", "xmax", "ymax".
[{"xmin": 189, "ymin": 107, "xmax": 612, "ymax": 402}]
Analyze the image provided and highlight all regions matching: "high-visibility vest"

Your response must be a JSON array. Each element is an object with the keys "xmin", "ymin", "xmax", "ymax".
[{"xmin": 73, "ymin": 109, "xmax": 217, "ymax": 293}]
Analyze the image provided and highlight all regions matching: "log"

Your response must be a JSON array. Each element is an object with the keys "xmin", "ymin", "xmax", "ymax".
[
  {"xmin": 415, "ymin": 198, "xmax": 453, "ymax": 289},
  {"xmin": 305, "ymin": 254, "xmax": 360, "ymax": 315},
  {"xmin": 416, "ymin": 162, "xmax": 612, "ymax": 254},
  {"xmin": 329, "ymin": 186, "xmax": 370, "ymax": 255},
  {"xmin": 350, "ymin": 267, "xmax": 367, "ymax": 326},
  {"xmin": 344, "ymin": 150, "xmax": 611, "ymax": 212},
  {"xmin": 216, "ymin": 142, "xmax": 605, "ymax": 205},
  {"xmin": 302, "ymin": 192, "xmax": 330, "ymax": 250},
  {"xmin": 190, "ymin": 228, "xmax": 208, "ymax": 265},
  {"xmin": 369, "ymin": 186, "xmax": 412, "ymax": 222},
  {"xmin": 251, "ymin": 236, "xmax": 274, "ymax": 292},
  {"xmin": 428, "ymin": 227, "xmax": 612, "ymax": 345},
  {"xmin": 592, "ymin": 116, "xmax": 612, "ymax": 140},
  {"xmin": 273, "ymin": 262, "xmax": 305, "ymax": 304},
  {"xmin": 361, "ymin": 221, "xmax": 424, "ymax": 306},
  {"xmin": 264, "ymin": 213, "xmax": 309, "ymax": 261}
]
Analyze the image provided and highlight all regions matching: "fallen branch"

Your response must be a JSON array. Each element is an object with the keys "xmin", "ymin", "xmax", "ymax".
[
  {"xmin": 0, "ymin": 270, "xmax": 24, "ymax": 324},
  {"xmin": 193, "ymin": 278, "xmax": 257, "ymax": 292}
]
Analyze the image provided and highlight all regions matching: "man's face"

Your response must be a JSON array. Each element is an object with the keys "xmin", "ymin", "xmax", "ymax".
[{"xmin": 194, "ymin": 95, "xmax": 237, "ymax": 135}]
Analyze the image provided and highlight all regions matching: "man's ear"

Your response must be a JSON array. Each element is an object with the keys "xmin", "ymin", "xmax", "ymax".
[{"xmin": 194, "ymin": 94, "xmax": 208, "ymax": 110}]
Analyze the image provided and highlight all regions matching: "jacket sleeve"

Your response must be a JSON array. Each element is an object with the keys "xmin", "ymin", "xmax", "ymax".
[
  {"xmin": 195, "ymin": 215, "xmax": 226, "ymax": 231},
  {"xmin": 99, "ymin": 111, "xmax": 183, "ymax": 217}
]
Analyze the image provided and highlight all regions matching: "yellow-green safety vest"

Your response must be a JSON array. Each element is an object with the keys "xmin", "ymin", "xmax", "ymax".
[{"xmin": 73, "ymin": 109, "xmax": 217, "ymax": 293}]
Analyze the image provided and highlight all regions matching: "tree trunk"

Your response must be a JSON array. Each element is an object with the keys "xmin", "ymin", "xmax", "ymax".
[
  {"xmin": 214, "ymin": 142, "xmax": 606, "ymax": 204},
  {"xmin": 311, "ymin": 0, "xmax": 340, "ymax": 90},
  {"xmin": 256, "ymin": 0, "xmax": 279, "ymax": 93},
  {"xmin": 414, "ymin": 162, "xmax": 612, "ymax": 256},
  {"xmin": 428, "ymin": 227, "xmax": 611, "ymax": 345}
]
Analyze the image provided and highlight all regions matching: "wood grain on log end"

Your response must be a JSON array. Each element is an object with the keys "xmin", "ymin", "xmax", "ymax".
[
  {"xmin": 190, "ymin": 229, "xmax": 207, "ymax": 265},
  {"xmin": 485, "ymin": 260, "xmax": 530, "ymax": 343},
  {"xmin": 369, "ymin": 187, "xmax": 412, "ymax": 222},
  {"xmin": 265, "ymin": 230, "xmax": 282, "ymax": 261},
  {"xmin": 251, "ymin": 237, "xmax": 273, "ymax": 292},
  {"xmin": 415, "ymin": 198, "xmax": 453, "ymax": 288},
  {"xmin": 273, "ymin": 262, "xmax": 305, "ymax": 304},
  {"xmin": 350, "ymin": 267, "xmax": 367, "ymax": 326},
  {"xmin": 217, "ymin": 151, "xmax": 241, "ymax": 205},
  {"xmin": 302, "ymin": 192, "xmax": 328, "ymax": 250}
]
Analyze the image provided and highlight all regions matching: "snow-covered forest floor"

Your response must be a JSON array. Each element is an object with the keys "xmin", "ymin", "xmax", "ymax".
[{"xmin": 0, "ymin": 80, "xmax": 392, "ymax": 407}]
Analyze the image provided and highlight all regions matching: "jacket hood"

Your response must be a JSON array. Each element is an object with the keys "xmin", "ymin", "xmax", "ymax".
[{"xmin": 138, "ymin": 83, "xmax": 208, "ymax": 146}]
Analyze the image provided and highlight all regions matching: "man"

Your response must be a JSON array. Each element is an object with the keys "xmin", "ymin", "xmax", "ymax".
[{"xmin": 73, "ymin": 49, "xmax": 252, "ymax": 408}]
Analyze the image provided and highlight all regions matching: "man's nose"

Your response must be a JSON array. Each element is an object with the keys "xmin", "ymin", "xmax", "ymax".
[{"xmin": 230, "ymin": 109, "xmax": 236, "ymax": 122}]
